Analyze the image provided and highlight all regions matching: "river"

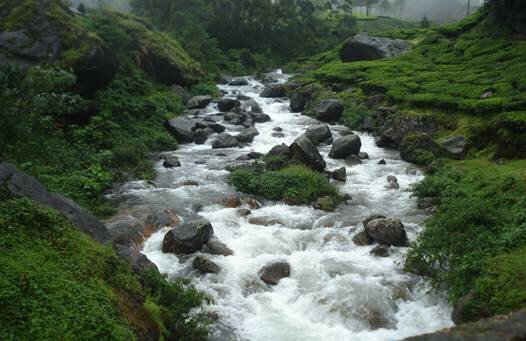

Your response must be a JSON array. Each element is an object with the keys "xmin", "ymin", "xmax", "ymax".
[{"xmin": 114, "ymin": 71, "xmax": 453, "ymax": 340}]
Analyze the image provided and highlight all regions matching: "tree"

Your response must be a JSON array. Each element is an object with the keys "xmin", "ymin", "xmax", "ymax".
[
  {"xmin": 77, "ymin": 3, "xmax": 86, "ymax": 13},
  {"xmin": 466, "ymin": 0, "xmax": 472, "ymax": 16},
  {"xmin": 420, "ymin": 14, "xmax": 430, "ymax": 28}
]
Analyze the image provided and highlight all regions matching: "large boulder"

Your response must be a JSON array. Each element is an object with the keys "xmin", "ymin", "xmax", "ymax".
[
  {"xmin": 340, "ymin": 33, "xmax": 409, "ymax": 63},
  {"xmin": 212, "ymin": 133, "xmax": 239, "ymax": 149},
  {"xmin": 364, "ymin": 218, "xmax": 409, "ymax": 247},
  {"xmin": 267, "ymin": 143, "xmax": 291, "ymax": 159},
  {"xmin": 289, "ymin": 135, "xmax": 326, "ymax": 172},
  {"xmin": 116, "ymin": 244, "xmax": 158, "ymax": 274},
  {"xmin": 193, "ymin": 255, "xmax": 221, "ymax": 274},
  {"xmin": 0, "ymin": 162, "xmax": 110, "ymax": 243},
  {"xmin": 203, "ymin": 236, "xmax": 234, "ymax": 256},
  {"xmin": 329, "ymin": 134, "xmax": 362, "ymax": 159},
  {"xmin": 194, "ymin": 127, "xmax": 215, "ymax": 144},
  {"xmin": 187, "ymin": 95, "xmax": 212, "ymax": 110},
  {"xmin": 290, "ymin": 91, "xmax": 311, "ymax": 113},
  {"xmin": 218, "ymin": 98, "xmax": 241, "ymax": 112},
  {"xmin": 236, "ymin": 127, "xmax": 259, "ymax": 143},
  {"xmin": 144, "ymin": 209, "xmax": 180, "ymax": 238},
  {"xmin": 261, "ymin": 83, "xmax": 287, "ymax": 98},
  {"xmin": 313, "ymin": 100, "xmax": 344, "ymax": 123},
  {"xmin": 162, "ymin": 220, "xmax": 214, "ymax": 254},
  {"xmin": 305, "ymin": 124, "xmax": 333, "ymax": 145},
  {"xmin": 243, "ymin": 99, "xmax": 263, "ymax": 114},
  {"xmin": 165, "ymin": 116, "xmax": 196, "ymax": 143},
  {"xmin": 400, "ymin": 133, "xmax": 451, "ymax": 165},
  {"xmin": 439, "ymin": 135, "xmax": 469, "ymax": 159},
  {"xmin": 251, "ymin": 112, "xmax": 271, "ymax": 123},
  {"xmin": 259, "ymin": 261, "xmax": 291, "ymax": 285},
  {"xmin": 105, "ymin": 215, "xmax": 144, "ymax": 247},
  {"xmin": 377, "ymin": 114, "xmax": 438, "ymax": 148}
]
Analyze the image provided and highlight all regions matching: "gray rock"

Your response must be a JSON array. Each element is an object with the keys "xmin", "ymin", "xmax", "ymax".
[
  {"xmin": 377, "ymin": 114, "xmax": 438, "ymax": 148},
  {"xmin": 417, "ymin": 197, "xmax": 437, "ymax": 210},
  {"xmin": 329, "ymin": 134, "xmax": 362, "ymax": 159},
  {"xmin": 314, "ymin": 99, "xmax": 344, "ymax": 122},
  {"xmin": 194, "ymin": 127, "xmax": 215, "ymax": 144},
  {"xmin": 290, "ymin": 135, "xmax": 326, "ymax": 172},
  {"xmin": 340, "ymin": 33, "xmax": 409, "ymax": 63},
  {"xmin": 243, "ymin": 99, "xmax": 263, "ymax": 113},
  {"xmin": 144, "ymin": 209, "xmax": 180, "ymax": 237},
  {"xmin": 332, "ymin": 167, "xmax": 347, "ymax": 182},
  {"xmin": 237, "ymin": 209, "xmax": 252, "ymax": 217},
  {"xmin": 203, "ymin": 236, "xmax": 234, "ymax": 256},
  {"xmin": 171, "ymin": 85, "xmax": 191, "ymax": 104},
  {"xmin": 0, "ymin": 162, "xmax": 110, "ymax": 243},
  {"xmin": 305, "ymin": 124, "xmax": 333, "ymax": 145},
  {"xmin": 161, "ymin": 154, "xmax": 181, "ymax": 168},
  {"xmin": 261, "ymin": 83, "xmax": 287, "ymax": 98},
  {"xmin": 229, "ymin": 77, "xmax": 249, "ymax": 86},
  {"xmin": 370, "ymin": 244, "xmax": 390, "ymax": 257},
  {"xmin": 259, "ymin": 261, "xmax": 291, "ymax": 285},
  {"xmin": 400, "ymin": 133, "xmax": 450, "ymax": 165},
  {"xmin": 353, "ymin": 230, "xmax": 373, "ymax": 246},
  {"xmin": 290, "ymin": 91, "xmax": 311, "ymax": 112},
  {"xmin": 440, "ymin": 135, "xmax": 468, "ymax": 159},
  {"xmin": 116, "ymin": 244, "xmax": 158, "ymax": 274},
  {"xmin": 166, "ymin": 116, "xmax": 196, "ymax": 143},
  {"xmin": 193, "ymin": 255, "xmax": 221, "ymax": 274},
  {"xmin": 249, "ymin": 216, "xmax": 283, "ymax": 226},
  {"xmin": 364, "ymin": 218, "xmax": 409, "ymax": 247},
  {"xmin": 251, "ymin": 112, "xmax": 271, "ymax": 123},
  {"xmin": 187, "ymin": 95, "xmax": 212, "ymax": 110},
  {"xmin": 218, "ymin": 98, "xmax": 241, "ymax": 112},
  {"xmin": 378, "ymin": 159, "xmax": 387, "ymax": 165},
  {"xmin": 359, "ymin": 152, "xmax": 369, "ymax": 159},
  {"xmin": 387, "ymin": 175, "xmax": 400, "ymax": 190},
  {"xmin": 195, "ymin": 120, "xmax": 226, "ymax": 133},
  {"xmin": 267, "ymin": 143, "xmax": 291, "ymax": 159},
  {"xmin": 219, "ymin": 74, "xmax": 233, "ymax": 84},
  {"xmin": 106, "ymin": 216, "xmax": 144, "ymax": 247},
  {"xmin": 212, "ymin": 133, "xmax": 239, "ymax": 149},
  {"xmin": 345, "ymin": 155, "xmax": 363, "ymax": 166},
  {"xmin": 363, "ymin": 214, "xmax": 387, "ymax": 227},
  {"xmin": 162, "ymin": 220, "xmax": 214, "ymax": 254},
  {"xmin": 237, "ymin": 127, "xmax": 259, "ymax": 143}
]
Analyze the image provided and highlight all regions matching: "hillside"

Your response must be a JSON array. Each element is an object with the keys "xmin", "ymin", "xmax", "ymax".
[{"xmin": 287, "ymin": 1, "xmax": 526, "ymax": 325}]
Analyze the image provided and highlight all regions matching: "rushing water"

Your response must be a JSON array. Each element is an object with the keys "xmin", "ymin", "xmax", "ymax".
[{"xmin": 114, "ymin": 72, "xmax": 453, "ymax": 340}]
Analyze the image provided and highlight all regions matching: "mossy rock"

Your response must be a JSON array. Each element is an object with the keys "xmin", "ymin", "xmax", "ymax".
[{"xmin": 399, "ymin": 133, "xmax": 451, "ymax": 165}]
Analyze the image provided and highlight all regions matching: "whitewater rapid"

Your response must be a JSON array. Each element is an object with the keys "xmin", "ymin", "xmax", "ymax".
[{"xmin": 117, "ymin": 72, "xmax": 453, "ymax": 340}]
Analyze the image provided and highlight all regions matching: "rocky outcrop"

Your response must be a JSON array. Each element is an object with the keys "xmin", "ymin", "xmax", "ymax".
[
  {"xmin": 364, "ymin": 217, "xmax": 409, "ymax": 247},
  {"xmin": 400, "ymin": 133, "xmax": 451, "ymax": 165},
  {"xmin": 405, "ymin": 308, "xmax": 526, "ymax": 341},
  {"xmin": 261, "ymin": 83, "xmax": 287, "ymax": 98},
  {"xmin": 290, "ymin": 135, "xmax": 326, "ymax": 172},
  {"xmin": 489, "ymin": 0, "xmax": 526, "ymax": 36},
  {"xmin": 187, "ymin": 95, "xmax": 212, "ymax": 110},
  {"xmin": 340, "ymin": 33, "xmax": 409, "ymax": 63},
  {"xmin": 212, "ymin": 133, "xmax": 239, "ymax": 149},
  {"xmin": 313, "ymin": 100, "xmax": 344, "ymax": 123},
  {"xmin": 106, "ymin": 215, "xmax": 144, "ymax": 248},
  {"xmin": 0, "ymin": 161, "xmax": 110, "ymax": 243},
  {"xmin": 162, "ymin": 220, "xmax": 214, "ymax": 254},
  {"xmin": 439, "ymin": 135, "xmax": 469, "ymax": 159},
  {"xmin": 259, "ymin": 261, "xmax": 291, "ymax": 285},
  {"xmin": 376, "ymin": 114, "xmax": 438, "ymax": 148},
  {"xmin": 165, "ymin": 116, "xmax": 196, "ymax": 143},
  {"xmin": 217, "ymin": 98, "xmax": 241, "ymax": 112},
  {"xmin": 305, "ymin": 124, "xmax": 333, "ymax": 145},
  {"xmin": 329, "ymin": 134, "xmax": 362, "ymax": 159}
]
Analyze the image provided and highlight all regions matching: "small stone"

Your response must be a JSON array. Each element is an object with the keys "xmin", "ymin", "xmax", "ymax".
[
  {"xmin": 237, "ymin": 209, "xmax": 252, "ymax": 217},
  {"xmin": 370, "ymin": 244, "xmax": 390, "ymax": 257},
  {"xmin": 193, "ymin": 255, "xmax": 221, "ymax": 274},
  {"xmin": 332, "ymin": 167, "xmax": 347, "ymax": 182},
  {"xmin": 259, "ymin": 261, "xmax": 291, "ymax": 285},
  {"xmin": 183, "ymin": 180, "xmax": 199, "ymax": 186},
  {"xmin": 378, "ymin": 159, "xmax": 387, "ymax": 165}
]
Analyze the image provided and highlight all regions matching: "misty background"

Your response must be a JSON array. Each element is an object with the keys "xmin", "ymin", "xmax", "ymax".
[{"xmin": 68, "ymin": 0, "xmax": 486, "ymax": 23}]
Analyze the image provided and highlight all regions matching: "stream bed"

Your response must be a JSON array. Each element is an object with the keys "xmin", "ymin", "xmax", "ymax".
[{"xmin": 112, "ymin": 72, "xmax": 453, "ymax": 340}]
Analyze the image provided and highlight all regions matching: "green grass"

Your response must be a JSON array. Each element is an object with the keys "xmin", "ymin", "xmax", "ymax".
[
  {"xmin": 356, "ymin": 17, "xmax": 418, "ymax": 35},
  {"xmin": 0, "ymin": 197, "xmax": 209, "ymax": 340},
  {"xmin": 406, "ymin": 159, "xmax": 526, "ymax": 318},
  {"xmin": 229, "ymin": 163, "xmax": 341, "ymax": 206}
]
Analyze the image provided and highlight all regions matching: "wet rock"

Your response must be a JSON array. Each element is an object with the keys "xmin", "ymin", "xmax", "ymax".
[
  {"xmin": 329, "ymin": 134, "xmax": 362, "ymax": 159},
  {"xmin": 305, "ymin": 124, "xmax": 333, "ymax": 145},
  {"xmin": 363, "ymin": 214, "xmax": 387, "ymax": 227},
  {"xmin": 237, "ymin": 152, "xmax": 263, "ymax": 161},
  {"xmin": 261, "ymin": 83, "xmax": 287, "ymax": 98},
  {"xmin": 162, "ymin": 220, "xmax": 214, "ymax": 254},
  {"xmin": 439, "ymin": 135, "xmax": 469, "ymax": 159},
  {"xmin": 203, "ymin": 236, "xmax": 234, "ymax": 256},
  {"xmin": 236, "ymin": 127, "xmax": 259, "ymax": 143},
  {"xmin": 182, "ymin": 180, "xmax": 199, "ymax": 186},
  {"xmin": 251, "ymin": 112, "xmax": 271, "ymax": 123},
  {"xmin": 417, "ymin": 197, "xmax": 437, "ymax": 210},
  {"xmin": 219, "ymin": 74, "xmax": 233, "ymax": 84},
  {"xmin": 359, "ymin": 152, "xmax": 369, "ymax": 159},
  {"xmin": 405, "ymin": 166, "xmax": 418, "ymax": 175},
  {"xmin": 116, "ymin": 244, "xmax": 157, "ymax": 274},
  {"xmin": 246, "ymin": 198, "xmax": 262, "ymax": 210},
  {"xmin": 212, "ymin": 133, "xmax": 239, "ymax": 149},
  {"xmin": 267, "ymin": 143, "xmax": 291, "ymax": 159},
  {"xmin": 237, "ymin": 94, "xmax": 252, "ymax": 101},
  {"xmin": 187, "ymin": 95, "xmax": 212, "ymax": 110},
  {"xmin": 290, "ymin": 91, "xmax": 311, "ymax": 113},
  {"xmin": 313, "ymin": 196, "xmax": 338, "ymax": 212},
  {"xmin": 340, "ymin": 33, "xmax": 409, "ymax": 63},
  {"xmin": 332, "ymin": 167, "xmax": 347, "ymax": 182},
  {"xmin": 237, "ymin": 209, "xmax": 252, "ymax": 217},
  {"xmin": 290, "ymin": 135, "xmax": 326, "ymax": 172},
  {"xmin": 161, "ymin": 154, "xmax": 181, "ymax": 168},
  {"xmin": 387, "ymin": 175, "xmax": 400, "ymax": 190},
  {"xmin": 193, "ymin": 255, "xmax": 221, "ymax": 274},
  {"xmin": 195, "ymin": 120, "xmax": 226, "ymax": 133},
  {"xmin": 343, "ymin": 193, "xmax": 353, "ymax": 202},
  {"xmin": 345, "ymin": 155, "xmax": 363, "ymax": 166},
  {"xmin": 249, "ymin": 216, "xmax": 283, "ymax": 226},
  {"xmin": 243, "ymin": 99, "xmax": 263, "ymax": 113},
  {"xmin": 313, "ymin": 99, "xmax": 344, "ymax": 123},
  {"xmin": 106, "ymin": 216, "xmax": 144, "ymax": 247},
  {"xmin": 224, "ymin": 112, "xmax": 247, "ymax": 125},
  {"xmin": 377, "ymin": 114, "xmax": 438, "ymax": 149},
  {"xmin": 0, "ymin": 162, "xmax": 110, "ymax": 243},
  {"xmin": 229, "ymin": 77, "xmax": 249, "ymax": 86},
  {"xmin": 165, "ymin": 116, "xmax": 196, "ymax": 143},
  {"xmin": 378, "ymin": 159, "xmax": 387, "ymax": 165},
  {"xmin": 352, "ymin": 230, "xmax": 373, "ymax": 246},
  {"xmin": 223, "ymin": 196, "xmax": 242, "ymax": 208},
  {"xmin": 217, "ymin": 98, "xmax": 241, "ymax": 112},
  {"xmin": 144, "ymin": 209, "xmax": 180, "ymax": 238},
  {"xmin": 194, "ymin": 127, "xmax": 215, "ymax": 144},
  {"xmin": 364, "ymin": 218, "xmax": 409, "ymax": 247},
  {"xmin": 400, "ymin": 133, "xmax": 450, "ymax": 165},
  {"xmin": 273, "ymin": 127, "xmax": 283, "ymax": 132},
  {"xmin": 259, "ymin": 261, "xmax": 291, "ymax": 285},
  {"xmin": 272, "ymin": 132, "xmax": 285, "ymax": 138},
  {"xmin": 370, "ymin": 244, "xmax": 390, "ymax": 257},
  {"xmin": 366, "ymin": 308, "xmax": 393, "ymax": 330}
]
